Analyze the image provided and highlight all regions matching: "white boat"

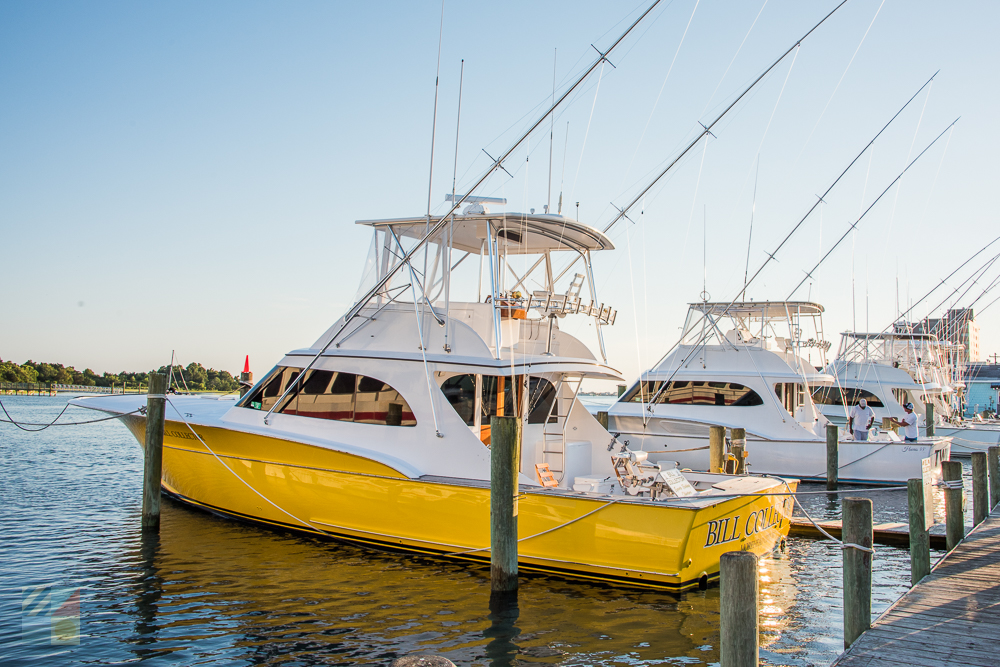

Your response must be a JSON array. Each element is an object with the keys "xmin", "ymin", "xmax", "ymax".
[
  {"xmin": 820, "ymin": 332, "xmax": 1000, "ymax": 455},
  {"xmin": 607, "ymin": 302, "xmax": 950, "ymax": 484}
]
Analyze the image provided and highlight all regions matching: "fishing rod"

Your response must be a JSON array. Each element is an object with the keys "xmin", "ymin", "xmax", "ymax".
[
  {"xmin": 635, "ymin": 78, "xmax": 939, "ymax": 411},
  {"xmin": 263, "ymin": 0, "xmax": 667, "ymax": 425},
  {"xmin": 553, "ymin": 0, "xmax": 851, "ymax": 285},
  {"xmin": 786, "ymin": 117, "xmax": 961, "ymax": 300},
  {"xmin": 742, "ymin": 72, "xmax": 939, "ymax": 302},
  {"xmin": 894, "ymin": 234, "xmax": 1000, "ymax": 329}
]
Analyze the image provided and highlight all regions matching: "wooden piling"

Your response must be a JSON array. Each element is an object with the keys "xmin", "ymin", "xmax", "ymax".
[
  {"xmin": 988, "ymin": 446, "xmax": 1000, "ymax": 510},
  {"xmin": 720, "ymin": 550, "xmax": 758, "ymax": 667},
  {"xmin": 942, "ymin": 460, "xmax": 964, "ymax": 550},
  {"xmin": 843, "ymin": 497, "xmax": 873, "ymax": 649},
  {"xmin": 972, "ymin": 451, "xmax": 988, "ymax": 526},
  {"xmin": 596, "ymin": 411, "xmax": 609, "ymax": 431},
  {"xmin": 141, "ymin": 373, "xmax": 167, "ymax": 532},
  {"xmin": 732, "ymin": 427, "xmax": 747, "ymax": 474},
  {"xmin": 925, "ymin": 402, "xmax": 935, "ymax": 437},
  {"xmin": 826, "ymin": 423, "xmax": 839, "ymax": 491},
  {"xmin": 490, "ymin": 415, "xmax": 520, "ymax": 593},
  {"xmin": 710, "ymin": 425, "xmax": 725, "ymax": 474},
  {"xmin": 907, "ymin": 478, "xmax": 930, "ymax": 585}
]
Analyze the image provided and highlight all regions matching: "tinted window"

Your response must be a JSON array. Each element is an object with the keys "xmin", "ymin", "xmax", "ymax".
[
  {"xmin": 441, "ymin": 374, "xmax": 476, "ymax": 426},
  {"xmin": 621, "ymin": 380, "xmax": 762, "ymax": 406},
  {"xmin": 239, "ymin": 366, "xmax": 415, "ymax": 426},
  {"xmin": 811, "ymin": 387, "xmax": 884, "ymax": 408}
]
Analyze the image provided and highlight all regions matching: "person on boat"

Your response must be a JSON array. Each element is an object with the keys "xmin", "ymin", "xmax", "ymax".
[
  {"xmin": 849, "ymin": 399, "xmax": 876, "ymax": 441},
  {"xmin": 891, "ymin": 402, "xmax": 919, "ymax": 442}
]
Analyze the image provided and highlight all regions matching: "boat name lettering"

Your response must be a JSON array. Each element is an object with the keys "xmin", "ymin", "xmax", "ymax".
[
  {"xmin": 166, "ymin": 430, "xmax": 198, "ymax": 441},
  {"xmin": 744, "ymin": 506, "xmax": 783, "ymax": 537},
  {"xmin": 704, "ymin": 515, "xmax": 741, "ymax": 548},
  {"xmin": 901, "ymin": 446, "xmax": 923, "ymax": 453}
]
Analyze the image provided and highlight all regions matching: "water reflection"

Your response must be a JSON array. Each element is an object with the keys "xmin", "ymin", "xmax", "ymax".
[{"xmin": 0, "ymin": 396, "xmax": 965, "ymax": 666}]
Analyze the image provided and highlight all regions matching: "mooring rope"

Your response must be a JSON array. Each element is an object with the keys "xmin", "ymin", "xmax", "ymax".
[{"xmin": 0, "ymin": 398, "xmax": 141, "ymax": 432}]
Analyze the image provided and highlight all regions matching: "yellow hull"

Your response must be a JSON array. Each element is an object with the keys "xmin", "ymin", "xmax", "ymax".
[{"xmin": 123, "ymin": 415, "xmax": 796, "ymax": 591}]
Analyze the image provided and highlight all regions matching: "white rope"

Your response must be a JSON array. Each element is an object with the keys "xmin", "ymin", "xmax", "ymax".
[
  {"xmin": 782, "ymin": 480, "xmax": 876, "ymax": 554},
  {"xmin": 445, "ymin": 499, "xmax": 619, "ymax": 556}
]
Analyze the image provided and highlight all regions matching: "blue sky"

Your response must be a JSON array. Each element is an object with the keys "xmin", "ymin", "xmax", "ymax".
[{"xmin": 2, "ymin": 1, "xmax": 998, "ymax": 383}]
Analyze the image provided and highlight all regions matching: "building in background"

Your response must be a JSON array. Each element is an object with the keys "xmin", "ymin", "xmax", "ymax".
[
  {"xmin": 964, "ymin": 362, "xmax": 1000, "ymax": 417},
  {"xmin": 911, "ymin": 308, "xmax": 980, "ymax": 364}
]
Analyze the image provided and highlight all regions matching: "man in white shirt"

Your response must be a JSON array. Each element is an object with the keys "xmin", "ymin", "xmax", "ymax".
[
  {"xmin": 892, "ymin": 402, "xmax": 919, "ymax": 442},
  {"xmin": 849, "ymin": 398, "xmax": 876, "ymax": 441}
]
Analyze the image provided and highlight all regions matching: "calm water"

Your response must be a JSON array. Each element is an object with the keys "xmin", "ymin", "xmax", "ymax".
[{"xmin": 1, "ymin": 396, "xmax": 967, "ymax": 666}]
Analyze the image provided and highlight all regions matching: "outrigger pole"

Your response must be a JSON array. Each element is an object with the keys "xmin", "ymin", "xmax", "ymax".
[
  {"xmin": 638, "ymin": 75, "xmax": 946, "ymax": 415},
  {"xmin": 785, "ymin": 117, "xmax": 960, "ymax": 300},
  {"xmin": 553, "ymin": 0, "xmax": 850, "ymax": 284},
  {"xmin": 264, "ymin": 0, "xmax": 667, "ymax": 424}
]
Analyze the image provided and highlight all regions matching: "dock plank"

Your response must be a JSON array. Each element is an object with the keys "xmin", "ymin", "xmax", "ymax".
[{"xmin": 833, "ymin": 507, "xmax": 1000, "ymax": 666}]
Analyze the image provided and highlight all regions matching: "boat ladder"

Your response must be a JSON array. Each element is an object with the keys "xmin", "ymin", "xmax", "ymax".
[{"xmin": 541, "ymin": 377, "xmax": 583, "ymax": 482}]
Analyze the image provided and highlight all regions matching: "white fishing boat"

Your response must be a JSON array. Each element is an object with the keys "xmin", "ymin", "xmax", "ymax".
[
  {"xmin": 607, "ymin": 302, "xmax": 950, "ymax": 484},
  {"xmin": 820, "ymin": 332, "xmax": 1000, "ymax": 455}
]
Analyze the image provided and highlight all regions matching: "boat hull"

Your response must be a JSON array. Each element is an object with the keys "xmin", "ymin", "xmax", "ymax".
[
  {"xmin": 609, "ymin": 419, "xmax": 950, "ymax": 484},
  {"xmin": 121, "ymin": 414, "xmax": 796, "ymax": 591}
]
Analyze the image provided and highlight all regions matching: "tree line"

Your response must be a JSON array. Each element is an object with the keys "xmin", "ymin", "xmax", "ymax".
[{"xmin": 0, "ymin": 359, "xmax": 241, "ymax": 392}]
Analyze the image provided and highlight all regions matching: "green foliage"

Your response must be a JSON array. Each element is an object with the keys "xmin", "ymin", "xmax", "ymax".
[{"xmin": 1, "ymin": 357, "xmax": 239, "ymax": 392}]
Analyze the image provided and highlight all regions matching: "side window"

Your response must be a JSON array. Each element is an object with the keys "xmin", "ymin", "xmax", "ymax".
[
  {"xmin": 620, "ymin": 380, "xmax": 664, "ymax": 403},
  {"xmin": 355, "ymin": 375, "xmax": 416, "ymax": 426},
  {"xmin": 238, "ymin": 366, "xmax": 298, "ymax": 411},
  {"xmin": 811, "ymin": 386, "xmax": 884, "ymax": 408},
  {"xmin": 620, "ymin": 380, "xmax": 762, "ymax": 406},
  {"xmin": 441, "ymin": 374, "xmax": 476, "ymax": 426},
  {"xmin": 241, "ymin": 366, "xmax": 415, "ymax": 426}
]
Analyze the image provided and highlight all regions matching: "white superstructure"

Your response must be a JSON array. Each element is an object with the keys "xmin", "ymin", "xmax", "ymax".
[{"xmin": 608, "ymin": 302, "xmax": 950, "ymax": 484}]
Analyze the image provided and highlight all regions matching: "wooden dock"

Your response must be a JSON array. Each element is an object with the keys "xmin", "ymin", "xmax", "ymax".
[{"xmin": 833, "ymin": 508, "xmax": 1000, "ymax": 666}]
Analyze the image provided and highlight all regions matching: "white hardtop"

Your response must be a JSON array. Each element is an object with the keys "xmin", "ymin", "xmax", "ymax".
[{"xmin": 356, "ymin": 212, "xmax": 614, "ymax": 254}]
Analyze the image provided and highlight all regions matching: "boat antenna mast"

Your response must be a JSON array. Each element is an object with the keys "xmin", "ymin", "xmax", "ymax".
[{"xmin": 263, "ymin": 0, "xmax": 668, "ymax": 425}]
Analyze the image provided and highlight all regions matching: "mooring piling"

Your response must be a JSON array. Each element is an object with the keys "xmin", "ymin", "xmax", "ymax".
[
  {"xmin": 720, "ymin": 550, "xmax": 758, "ymax": 667},
  {"xmin": 925, "ymin": 402, "xmax": 935, "ymax": 437},
  {"xmin": 972, "ymin": 451, "xmax": 988, "ymax": 526},
  {"xmin": 988, "ymin": 445, "xmax": 1000, "ymax": 510},
  {"xmin": 826, "ymin": 423, "xmax": 839, "ymax": 491},
  {"xmin": 141, "ymin": 373, "xmax": 167, "ymax": 532},
  {"xmin": 709, "ymin": 425, "xmax": 725, "ymax": 473},
  {"xmin": 731, "ymin": 427, "xmax": 747, "ymax": 474},
  {"xmin": 843, "ymin": 497, "xmax": 873, "ymax": 649},
  {"xmin": 942, "ymin": 460, "xmax": 964, "ymax": 550},
  {"xmin": 907, "ymin": 478, "xmax": 930, "ymax": 585},
  {"xmin": 490, "ymin": 415, "xmax": 520, "ymax": 593}
]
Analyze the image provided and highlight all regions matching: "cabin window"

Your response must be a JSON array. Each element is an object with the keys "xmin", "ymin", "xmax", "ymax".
[
  {"xmin": 620, "ymin": 380, "xmax": 762, "ymax": 406},
  {"xmin": 441, "ymin": 374, "xmax": 477, "ymax": 426},
  {"xmin": 810, "ymin": 386, "xmax": 884, "ymax": 408},
  {"xmin": 238, "ymin": 366, "xmax": 415, "ymax": 426},
  {"xmin": 441, "ymin": 374, "xmax": 556, "ymax": 427},
  {"xmin": 892, "ymin": 388, "xmax": 909, "ymax": 407}
]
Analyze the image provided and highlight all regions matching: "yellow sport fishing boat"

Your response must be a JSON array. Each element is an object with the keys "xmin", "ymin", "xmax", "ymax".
[
  {"xmin": 73, "ymin": 207, "xmax": 796, "ymax": 591},
  {"xmin": 71, "ymin": 7, "xmax": 804, "ymax": 588}
]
